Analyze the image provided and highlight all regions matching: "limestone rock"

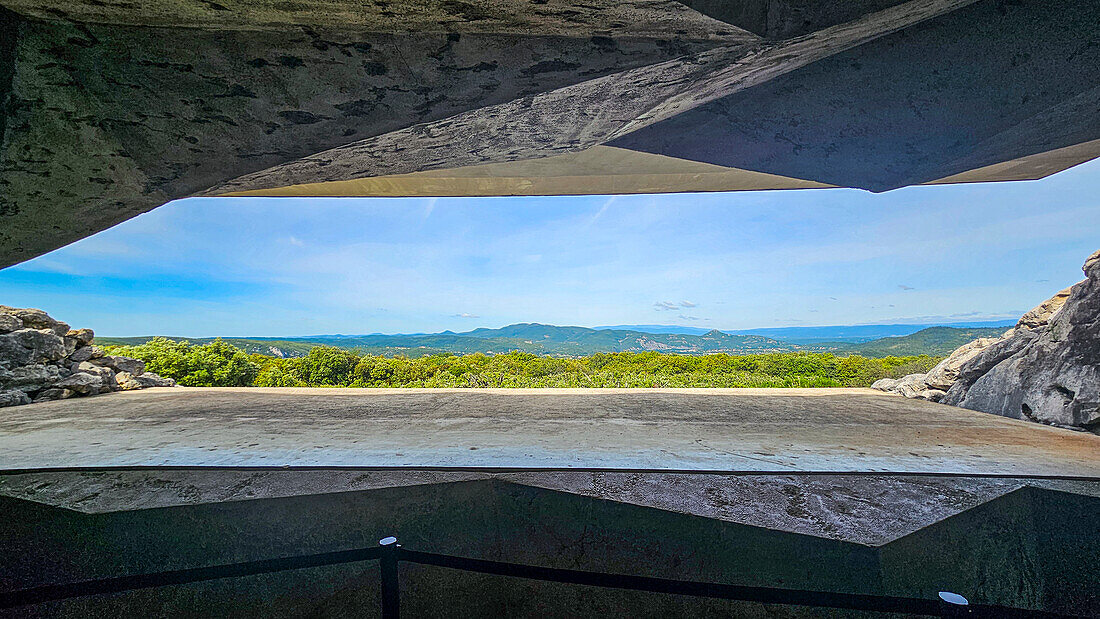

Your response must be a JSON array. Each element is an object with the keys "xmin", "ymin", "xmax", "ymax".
[
  {"xmin": 871, "ymin": 378, "xmax": 899, "ymax": 391},
  {"xmin": 68, "ymin": 345, "xmax": 105, "ymax": 363},
  {"xmin": 61, "ymin": 336, "xmax": 78, "ymax": 358},
  {"xmin": 0, "ymin": 389, "xmax": 32, "ymax": 407},
  {"xmin": 923, "ymin": 337, "xmax": 997, "ymax": 391},
  {"xmin": 66, "ymin": 328, "xmax": 94, "ymax": 346},
  {"xmin": 1084, "ymin": 248, "xmax": 1100, "ymax": 276},
  {"xmin": 139, "ymin": 372, "xmax": 176, "ymax": 388},
  {"xmin": 93, "ymin": 355, "xmax": 145, "ymax": 376},
  {"xmin": 0, "ymin": 364, "xmax": 67, "ymax": 393},
  {"xmin": 943, "ymin": 249, "xmax": 1100, "ymax": 431},
  {"xmin": 0, "ymin": 329, "xmax": 69, "ymax": 365},
  {"xmin": 0, "ymin": 314, "xmax": 21, "ymax": 334},
  {"xmin": 1016, "ymin": 287, "xmax": 1072, "ymax": 330},
  {"xmin": 118, "ymin": 372, "xmax": 176, "ymax": 390},
  {"xmin": 893, "ymin": 373, "xmax": 930, "ymax": 399},
  {"xmin": 0, "ymin": 307, "xmax": 165, "ymax": 407},
  {"xmin": 55, "ymin": 372, "xmax": 104, "ymax": 395},
  {"xmin": 75, "ymin": 362, "xmax": 118, "ymax": 392},
  {"xmin": 115, "ymin": 372, "xmax": 140, "ymax": 390},
  {"xmin": 33, "ymin": 388, "xmax": 77, "ymax": 403},
  {"xmin": 0, "ymin": 306, "xmax": 69, "ymax": 335},
  {"xmin": 916, "ymin": 388, "xmax": 946, "ymax": 402}
]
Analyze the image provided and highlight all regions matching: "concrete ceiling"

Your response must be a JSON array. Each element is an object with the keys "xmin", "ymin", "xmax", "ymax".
[{"xmin": 0, "ymin": 0, "xmax": 1098, "ymax": 267}]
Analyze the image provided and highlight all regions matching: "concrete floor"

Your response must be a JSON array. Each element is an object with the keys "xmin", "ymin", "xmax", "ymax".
[{"xmin": 1, "ymin": 387, "xmax": 1097, "ymax": 475}]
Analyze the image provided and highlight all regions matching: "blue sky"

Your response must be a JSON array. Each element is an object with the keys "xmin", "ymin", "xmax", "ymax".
[{"xmin": 3, "ymin": 159, "xmax": 1100, "ymax": 337}]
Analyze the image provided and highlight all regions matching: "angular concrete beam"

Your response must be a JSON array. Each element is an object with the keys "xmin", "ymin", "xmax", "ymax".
[
  {"xmin": 208, "ymin": 0, "xmax": 978, "ymax": 195},
  {"xmin": 0, "ymin": 0, "xmax": 742, "ymax": 37},
  {"xmin": 0, "ymin": 3, "xmax": 739, "ymax": 267}
]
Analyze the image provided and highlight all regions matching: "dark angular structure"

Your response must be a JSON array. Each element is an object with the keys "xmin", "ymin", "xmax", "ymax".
[
  {"xmin": 2, "ymin": 470, "xmax": 1099, "ymax": 616},
  {"xmin": 1, "ymin": 0, "xmax": 1098, "ymax": 266}
]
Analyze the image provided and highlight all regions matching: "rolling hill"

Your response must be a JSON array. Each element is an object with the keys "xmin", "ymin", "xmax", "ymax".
[
  {"xmin": 97, "ymin": 323, "xmax": 1011, "ymax": 359},
  {"xmin": 836, "ymin": 326, "xmax": 1010, "ymax": 357},
  {"xmin": 98, "ymin": 324, "xmax": 792, "ymax": 357}
]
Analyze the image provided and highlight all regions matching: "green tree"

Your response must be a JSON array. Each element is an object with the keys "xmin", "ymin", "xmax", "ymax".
[
  {"xmin": 180, "ymin": 339, "xmax": 260, "ymax": 386},
  {"xmin": 108, "ymin": 337, "xmax": 259, "ymax": 386},
  {"xmin": 299, "ymin": 346, "xmax": 360, "ymax": 385},
  {"xmin": 254, "ymin": 359, "xmax": 305, "ymax": 387}
]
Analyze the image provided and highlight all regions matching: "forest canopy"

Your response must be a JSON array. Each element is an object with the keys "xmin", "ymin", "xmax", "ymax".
[{"xmin": 105, "ymin": 338, "xmax": 940, "ymax": 389}]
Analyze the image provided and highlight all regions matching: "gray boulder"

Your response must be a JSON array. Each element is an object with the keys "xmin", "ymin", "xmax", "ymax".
[
  {"xmin": 67, "ymin": 345, "xmax": 105, "ymax": 363},
  {"xmin": 0, "ymin": 329, "xmax": 69, "ymax": 365},
  {"xmin": 140, "ymin": 372, "xmax": 176, "ymax": 387},
  {"xmin": 0, "ymin": 314, "xmax": 21, "ymax": 334},
  {"xmin": 0, "ymin": 364, "xmax": 67, "ymax": 393},
  {"xmin": 54, "ymin": 372, "xmax": 105, "ymax": 395},
  {"xmin": 871, "ymin": 378, "xmax": 899, "ymax": 391},
  {"xmin": 93, "ymin": 355, "xmax": 145, "ymax": 376},
  {"xmin": 0, "ymin": 389, "xmax": 31, "ymax": 407},
  {"xmin": 0, "ymin": 306, "xmax": 169, "ymax": 407},
  {"xmin": 943, "ymin": 249, "xmax": 1100, "ymax": 431},
  {"xmin": 923, "ymin": 337, "xmax": 998, "ymax": 391},
  {"xmin": 0, "ymin": 306, "xmax": 69, "ymax": 335},
  {"xmin": 66, "ymin": 328, "xmax": 95, "ymax": 346},
  {"xmin": 74, "ymin": 362, "xmax": 118, "ymax": 392},
  {"xmin": 33, "ymin": 388, "xmax": 78, "ymax": 403},
  {"xmin": 893, "ymin": 373, "xmax": 930, "ymax": 399},
  {"xmin": 916, "ymin": 388, "xmax": 947, "ymax": 402},
  {"xmin": 117, "ymin": 372, "xmax": 176, "ymax": 390},
  {"xmin": 1016, "ymin": 287, "xmax": 1072, "ymax": 330}
]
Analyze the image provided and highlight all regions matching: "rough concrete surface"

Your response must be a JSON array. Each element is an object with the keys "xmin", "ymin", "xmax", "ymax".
[
  {"xmin": 1, "ymin": 387, "xmax": 1097, "ymax": 475},
  {"xmin": 3, "ymin": 0, "xmax": 1099, "ymax": 266},
  {"xmin": 4, "ymin": 468, "xmax": 1097, "ymax": 547}
]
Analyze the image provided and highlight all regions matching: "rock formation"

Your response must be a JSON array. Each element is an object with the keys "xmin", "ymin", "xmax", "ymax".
[
  {"xmin": 874, "ymin": 249, "xmax": 1099, "ymax": 432},
  {"xmin": 0, "ymin": 306, "xmax": 174, "ymax": 407}
]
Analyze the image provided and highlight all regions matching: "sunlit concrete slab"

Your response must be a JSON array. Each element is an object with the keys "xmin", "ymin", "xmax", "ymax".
[
  {"xmin": 1, "ymin": 388, "xmax": 1097, "ymax": 475},
  {"xmin": 222, "ymin": 146, "xmax": 835, "ymax": 198}
]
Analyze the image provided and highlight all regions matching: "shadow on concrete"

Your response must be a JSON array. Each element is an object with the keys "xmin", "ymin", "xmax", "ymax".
[{"xmin": 1, "ymin": 480, "xmax": 1096, "ymax": 617}]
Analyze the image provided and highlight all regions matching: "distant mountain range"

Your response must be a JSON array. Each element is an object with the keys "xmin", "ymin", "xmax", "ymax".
[
  {"xmin": 98, "ymin": 322, "xmax": 1013, "ymax": 359},
  {"xmin": 597, "ymin": 321, "xmax": 1016, "ymax": 343}
]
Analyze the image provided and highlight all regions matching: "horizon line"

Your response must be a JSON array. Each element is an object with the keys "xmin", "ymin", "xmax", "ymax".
[{"xmin": 97, "ymin": 317, "xmax": 1020, "ymax": 340}]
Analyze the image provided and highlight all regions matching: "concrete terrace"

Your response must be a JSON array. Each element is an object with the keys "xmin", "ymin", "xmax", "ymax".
[{"xmin": 1, "ymin": 387, "xmax": 1097, "ymax": 475}]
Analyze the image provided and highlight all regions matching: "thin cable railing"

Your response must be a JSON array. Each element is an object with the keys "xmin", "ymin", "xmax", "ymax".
[{"xmin": 0, "ymin": 536, "xmax": 1081, "ymax": 618}]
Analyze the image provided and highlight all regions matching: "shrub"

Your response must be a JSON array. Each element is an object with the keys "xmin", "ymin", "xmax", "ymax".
[{"xmin": 108, "ymin": 337, "xmax": 259, "ymax": 386}]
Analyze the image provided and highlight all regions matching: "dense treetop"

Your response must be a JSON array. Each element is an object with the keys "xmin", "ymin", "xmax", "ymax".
[{"xmin": 105, "ymin": 338, "xmax": 940, "ymax": 389}]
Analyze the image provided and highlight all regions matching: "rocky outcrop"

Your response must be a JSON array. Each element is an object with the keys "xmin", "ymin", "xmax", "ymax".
[
  {"xmin": 0, "ymin": 306, "xmax": 175, "ymax": 407},
  {"xmin": 874, "ymin": 249, "xmax": 1099, "ymax": 432}
]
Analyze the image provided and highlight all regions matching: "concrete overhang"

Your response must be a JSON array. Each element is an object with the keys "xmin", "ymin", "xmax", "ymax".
[{"xmin": 0, "ymin": 0, "xmax": 1098, "ymax": 267}]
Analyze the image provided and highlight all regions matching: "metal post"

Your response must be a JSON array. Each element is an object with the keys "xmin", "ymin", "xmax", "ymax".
[{"xmin": 379, "ymin": 536, "xmax": 400, "ymax": 619}]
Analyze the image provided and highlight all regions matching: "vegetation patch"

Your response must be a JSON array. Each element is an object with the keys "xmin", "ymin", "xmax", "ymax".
[{"xmin": 105, "ymin": 338, "xmax": 941, "ymax": 389}]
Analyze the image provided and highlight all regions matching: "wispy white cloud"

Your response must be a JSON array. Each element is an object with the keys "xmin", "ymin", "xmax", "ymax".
[
  {"xmin": 422, "ymin": 197, "xmax": 438, "ymax": 221},
  {"xmin": 583, "ymin": 195, "xmax": 618, "ymax": 229}
]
